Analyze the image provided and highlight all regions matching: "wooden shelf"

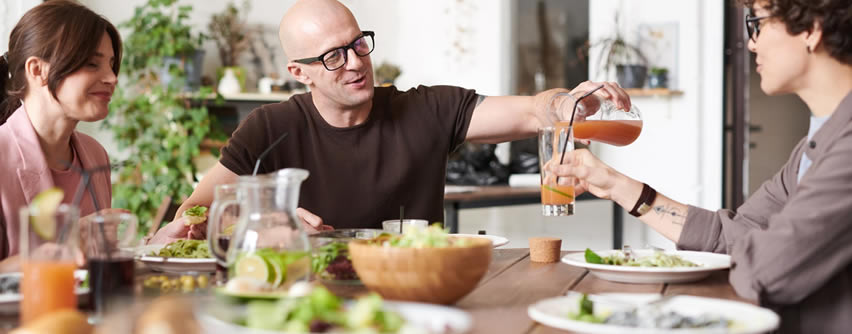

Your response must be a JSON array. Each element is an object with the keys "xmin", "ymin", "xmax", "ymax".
[
  {"xmin": 625, "ymin": 88, "xmax": 683, "ymax": 97},
  {"xmin": 201, "ymin": 138, "xmax": 227, "ymax": 150},
  {"xmin": 219, "ymin": 91, "xmax": 297, "ymax": 102}
]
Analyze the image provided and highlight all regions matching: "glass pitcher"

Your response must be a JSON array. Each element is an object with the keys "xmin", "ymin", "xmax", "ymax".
[
  {"xmin": 208, "ymin": 168, "xmax": 311, "ymax": 290},
  {"xmin": 546, "ymin": 91, "xmax": 643, "ymax": 146}
]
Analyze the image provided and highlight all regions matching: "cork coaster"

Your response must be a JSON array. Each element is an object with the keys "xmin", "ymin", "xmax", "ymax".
[{"xmin": 529, "ymin": 237, "xmax": 562, "ymax": 263}]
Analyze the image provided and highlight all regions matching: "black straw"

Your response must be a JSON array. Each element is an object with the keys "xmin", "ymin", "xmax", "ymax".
[
  {"xmin": 399, "ymin": 206, "xmax": 404, "ymax": 234},
  {"xmin": 558, "ymin": 85, "xmax": 605, "ymax": 165},
  {"xmin": 253, "ymin": 132, "xmax": 289, "ymax": 176}
]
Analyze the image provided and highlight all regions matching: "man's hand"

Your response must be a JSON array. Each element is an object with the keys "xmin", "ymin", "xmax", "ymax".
[
  {"xmin": 296, "ymin": 207, "xmax": 333, "ymax": 234},
  {"xmin": 148, "ymin": 216, "xmax": 201, "ymax": 245}
]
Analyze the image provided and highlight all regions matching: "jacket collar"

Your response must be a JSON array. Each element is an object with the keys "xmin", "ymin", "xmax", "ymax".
[
  {"xmin": 9, "ymin": 106, "xmax": 111, "ymax": 208},
  {"xmin": 9, "ymin": 106, "xmax": 54, "ymax": 204},
  {"xmin": 805, "ymin": 91, "xmax": 852, "ymax": 158}
]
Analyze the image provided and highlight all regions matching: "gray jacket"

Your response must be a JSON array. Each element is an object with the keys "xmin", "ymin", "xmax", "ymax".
[{"xmin": 678, "ymin": 92, "xmax": 852, "ymax": 333}]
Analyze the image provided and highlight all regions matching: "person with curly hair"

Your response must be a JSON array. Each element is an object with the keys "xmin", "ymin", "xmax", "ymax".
[{"xmin": 551, "ymin": 0, "xmax": 852, "ymax": 332}]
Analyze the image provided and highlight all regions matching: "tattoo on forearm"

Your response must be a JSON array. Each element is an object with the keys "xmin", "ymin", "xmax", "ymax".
[{"xmin": 653, "ymin": 205, "xmax": 686, "ymax": 226}]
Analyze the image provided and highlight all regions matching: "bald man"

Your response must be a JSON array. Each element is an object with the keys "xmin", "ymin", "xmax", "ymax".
[{"xmin": 149, "ymin": 0, "xmax": 630, "ymax": 243}]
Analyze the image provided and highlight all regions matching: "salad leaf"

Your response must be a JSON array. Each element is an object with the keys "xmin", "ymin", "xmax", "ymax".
[
  {"xmin": 311, "ymin": 242, "xmax": 346, "ymax": 274},
  {"xmin": 153, "ymin": 239, "xmax": 211, "ymax": 258},
  {"xmin": 184, "ymin": 205, "xmax": 208, "ymax": 217},
  {"xmin": 584, "ymin": 248, "xmax": 603, "ymax": 264}
]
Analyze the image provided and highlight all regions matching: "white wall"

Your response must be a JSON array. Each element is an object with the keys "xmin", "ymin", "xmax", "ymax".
[
  {"xmin": 589, "ymin": 0, "xmax": 725, "ymax": 248},
  {"xmin": 0, "ymin": 0, "xmax": 41, "ymax": 51},
  {"xmin": 80, "ymin": 0, "xmax": 513, "ymax": 96}
]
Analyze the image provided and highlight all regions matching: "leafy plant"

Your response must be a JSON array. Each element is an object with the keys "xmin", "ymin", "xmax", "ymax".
[
  {"xmin": 208, "ymin": 1, "xmax": 252, "ymax": 67},
  {"xmin": 375, "ymin": 62, "xmax": 401, "ymax": 85},
  {"xmin": 649, "ymin": 67, "xmax": 668, "ymax": 76},
  {"xmin": 586, "ymin": 12, "xmax": 647, "ymax": 80},
  {"xmin": 106, "ymin": 0, "xmax": 224, "ymax": 236}
]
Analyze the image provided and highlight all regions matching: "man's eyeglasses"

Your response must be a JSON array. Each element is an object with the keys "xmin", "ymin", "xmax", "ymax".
[
  {"xmin": 294, "ymin": 31, "xmax": 375, "ymax": 71},
  {"xmin": 745, "ymin": 14, "xmax": 771, "ymax": 42}
]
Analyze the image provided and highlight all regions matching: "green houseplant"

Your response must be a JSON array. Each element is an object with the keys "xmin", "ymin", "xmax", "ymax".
[
  {"xmin": 209, "ymin": 1, "xmax": 252, "ymax": 91},
  {"xmin": 106, "ymin": 0, "xmax": 224, "ymax": 236},
  {"xmin": 589, "ymin": 13, "xmax": 648, "ymax": 88}
]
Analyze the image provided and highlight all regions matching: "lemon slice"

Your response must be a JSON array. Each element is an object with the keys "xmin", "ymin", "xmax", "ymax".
[
  {"xmin": 223, "ymin": 224, "xmax": 236, "ymax": 236},
  {"xmin": 29, "ymin": 187, "xmax": 64, "ymax": 240},
  {"xmin": 235, "ymin": 253, "xmax": 274, "ymax": 284}
]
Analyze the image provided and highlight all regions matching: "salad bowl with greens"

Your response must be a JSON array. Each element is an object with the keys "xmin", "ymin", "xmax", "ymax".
[
  {"xmin": 348, "ymin": 225, "xmax": 492, "ymax": 305},
  {"xmin": 199, "ymin": 286, "xmax": 473, "ymax": 334}
]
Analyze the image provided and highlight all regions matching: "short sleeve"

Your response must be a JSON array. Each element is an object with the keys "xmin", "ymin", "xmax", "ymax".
[{"xmin": 413, "ymin": 85, "xmax": 479, "ymax": 153}]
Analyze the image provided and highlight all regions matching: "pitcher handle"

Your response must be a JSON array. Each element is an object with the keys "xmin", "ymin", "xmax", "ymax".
[{"xmin": 208, "ymin": 199, "xmax": 239, "ymax": 266}]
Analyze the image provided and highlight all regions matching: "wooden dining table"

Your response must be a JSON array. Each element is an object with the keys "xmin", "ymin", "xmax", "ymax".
[
  {"xmin": 0, "ymin": 248, "xmax": 750, "ymax": 333},
  {"xmin": 458, "ymin": 248, "xmax": 753, "ymax": 334}
]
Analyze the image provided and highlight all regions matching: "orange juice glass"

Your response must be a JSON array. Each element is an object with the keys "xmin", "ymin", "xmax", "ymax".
[
  {"xmin": 21, "ymin": 261, "xmax": 77, "ymax": 323},
  {"xmin": 19, "ymin": 204, "xmax": 80, "ymax": 324},
  {"xmin": 538, "ymin": 126, "xmax": 575, "ymax": 216}
]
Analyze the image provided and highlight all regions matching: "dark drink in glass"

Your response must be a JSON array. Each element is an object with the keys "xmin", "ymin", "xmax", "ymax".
[
  {"xmin": 88, "ymin": 256, "xmax": 135, "ymax": 313},
  {"xmin": 215, "ymin": 236, "xmax": 231, "ymax": 280}
]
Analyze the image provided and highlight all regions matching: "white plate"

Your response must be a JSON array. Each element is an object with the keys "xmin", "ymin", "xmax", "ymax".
[
  {"xmin": 561, "ymin": 250, "xmax": 731, "ymax": 284},
  {"xmin": 198, "ymin": 300, "xmax": 472, "ymax": 333},
  {"xmin": 0, "ymin": 270, "xmax": 89, "ymax": 314},
  {"xmin": 529, "ymin": 292, "xmax": 779, "ymax": 334},
  {"xmin": 452, "ymin": 234, "xmax": 509, "ymax": 248},
  {"xmin": 137, "ymin": 244, "xmax": 217, "ymax": 273}
]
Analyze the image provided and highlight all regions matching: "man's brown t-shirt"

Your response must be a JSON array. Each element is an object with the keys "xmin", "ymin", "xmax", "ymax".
[{"xmin": 219, "ymin": 85, "xmax": 479, "ymax": 229}]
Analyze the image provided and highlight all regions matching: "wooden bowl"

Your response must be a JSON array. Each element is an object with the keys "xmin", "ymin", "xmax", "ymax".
[{"xmin": 348, "ymin": 237, "xmax": 492, "ymax": 305}]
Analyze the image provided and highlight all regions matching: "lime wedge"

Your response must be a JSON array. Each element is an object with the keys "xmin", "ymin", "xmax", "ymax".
[
  {"xmin": 543, "ymin": 185, "xmax": 574, "ymax": 199},
  {"xmin": 235, "ymin": 254, "xmax": 275, "ymax": 284},
  {"xmin": 29, "ymin": 187, "xmax": 64, "ymax": 240},
  {"xmin": 259, "ymin": 252, "xmax": 286, "ymax": 287},
  {"xmin": 223, "ymin": 224, "xmax": 236, "ymax": 236}
]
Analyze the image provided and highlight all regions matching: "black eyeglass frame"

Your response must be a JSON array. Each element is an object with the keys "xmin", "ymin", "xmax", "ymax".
[
  {"xmin": 293, "ymin": 31, "xmax": 375, "ymax": 71},
  {"xmin": 745, "ymin": 14, "xmax": 772, "ymax": 42}
]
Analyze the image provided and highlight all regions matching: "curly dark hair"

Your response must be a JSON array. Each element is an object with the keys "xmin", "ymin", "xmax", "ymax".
[{"xmin": 742, "ymin": 0, "xmax": 852, "ymax": 65}]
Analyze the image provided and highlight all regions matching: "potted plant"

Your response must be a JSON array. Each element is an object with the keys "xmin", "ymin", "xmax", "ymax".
[
  {"xmin": 209, "ymin": 1, "xmax": 252, "ymax": 93},
  {"xmin": 375, "ymin": 62, "xmax": 402, "ymax": 87},
  {"xmin": 106, "ymin": 0, "xmax": 225, "ymax": 236},
  {"xmin": 589, "ymin": 13, "xmax": 648, "ymax": 88},
  {"xmin": 648, "ymin": 67, "xmax": 669, "ymax": 89}
]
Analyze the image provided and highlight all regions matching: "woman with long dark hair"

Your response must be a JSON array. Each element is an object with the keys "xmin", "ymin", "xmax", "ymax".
[
  {"xmin": 0, "ymin": 1, "xmax": 124, "ymax": 261},
  {"xmin": 552, "ymin": 0, "xmax": 852, "ymax": 332}
]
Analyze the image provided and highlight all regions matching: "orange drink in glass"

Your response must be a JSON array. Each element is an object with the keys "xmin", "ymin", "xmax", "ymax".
[
  {"xmin": 21, "ymin": 261, "xmax": 77, "ymax": 324},
  {"xmin": 19, "ymin": 202, "xmax": 80, "ymax": 324},
  {"xmin": 547, "ymin": 92, "xmax": 643, "ymax": 146},
  {"xmin": 538, "ymin": 126, "xmax": 575, "ymax": 216},
  {"xmin": 566, "ymin": 119, "xmax": 643, "ymax": 146}
]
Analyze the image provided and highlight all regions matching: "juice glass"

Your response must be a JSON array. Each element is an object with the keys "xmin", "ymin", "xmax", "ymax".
[
  {"xmin": 85, "ymin": 212, "xmax": 138, "ymax": 321},
  {"xmin": 19, "ymin": 204, "xmax": 79, "ymax": 324},
  {"xmin": 538, "ymin": 126, "xmax": 575, "ymax": 216}
]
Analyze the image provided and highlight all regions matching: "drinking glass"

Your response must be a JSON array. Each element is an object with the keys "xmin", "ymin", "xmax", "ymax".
[
  {"xmin": 84, "ymin": 212, "xmax": 138, "ymax": 321},
  {"xmin": 381, "ymin": 219, "xmax": 429, "ymax": 234},
  {"xmin": 19, "ymin": 204, "xmax": 80, "ymax": 324},
  {"xmin": 538, "ymin": 126, "xmax": 575, "ymax": 216}
]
